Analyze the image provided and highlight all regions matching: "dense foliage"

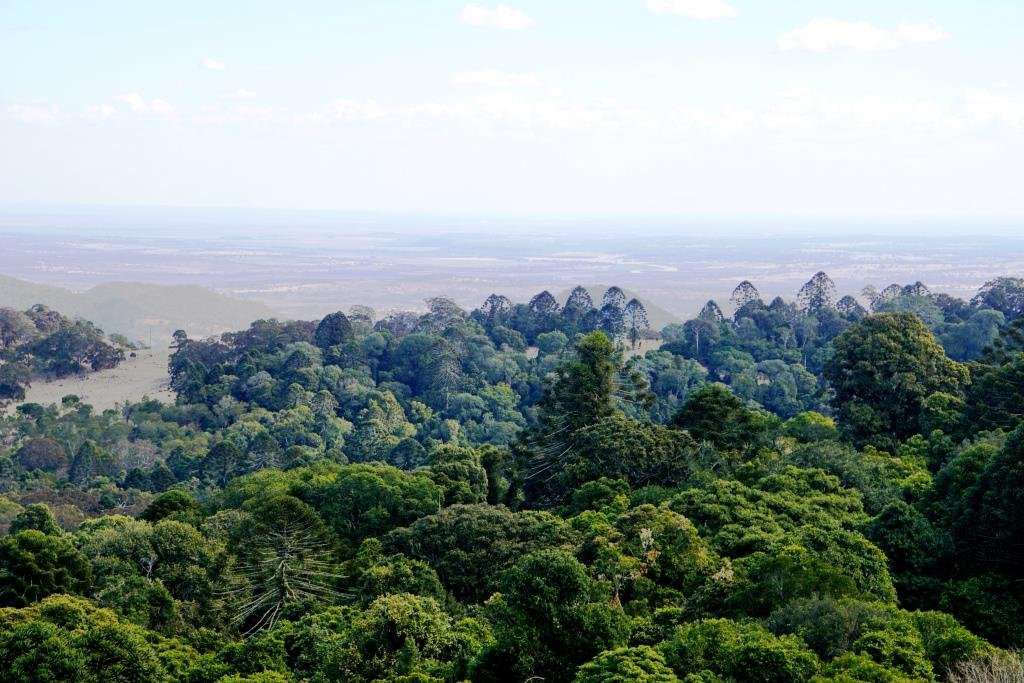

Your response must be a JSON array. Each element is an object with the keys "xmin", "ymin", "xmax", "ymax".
[{"xmin": 2, "ymin": 274, "xmax": 1024, "ymax": 681}]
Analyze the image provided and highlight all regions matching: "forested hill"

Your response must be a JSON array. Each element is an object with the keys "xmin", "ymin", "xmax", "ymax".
[
  {"xmin": 0, "ymin": 304, "xmax": 128, "ymax": 401},
  {"xmin": 2, "ymin": 273, "xmax": 1024, "ymax": 682},
  {"xmin": 0, "ymin": 273, "xmax": 277, "ymax": 343}
]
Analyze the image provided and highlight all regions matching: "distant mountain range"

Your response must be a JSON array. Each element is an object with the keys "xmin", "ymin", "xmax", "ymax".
[{"xmin": 0, "ymin": 274, "xmax": 277, "ymax": 345}]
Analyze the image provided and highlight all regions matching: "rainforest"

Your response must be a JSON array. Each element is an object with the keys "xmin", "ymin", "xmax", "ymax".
[{"xmin": 2, "ymin": 273, "xmax": 1024, "ymax": 682}]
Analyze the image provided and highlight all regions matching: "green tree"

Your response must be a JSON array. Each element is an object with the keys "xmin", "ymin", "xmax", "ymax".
[
  {"xmin": 824, "ymin": 313, "xmax": 968, "ymax": 448},
  {"xmin": 202, "ymin": 441, "xmax": 245, "ymax": 487},
  {"xmin": 68, "ymin": 440, "xmax": 114, "ymax": 484},
  {"xmin": 658, "ymin": 619, "xmax": 820, "ymax": 683},
  {"xmin": 384, "ymin": 504, "xmax": 577, "ymax": 603},
  {"xmin": 226, "ymin": 495, "xmax": 343, "ymax": 634},
  {"xmin": 139, "ymin": 489, "xmax": 202, "ymax": 524},
  {"xmin": 314, "ymin": 311, "xmax": 353, "ymax": 349},
  {"xmin": 348, "ymin": 393, "xmax": 417, "ymax": 462},
  {"xmin": 956, "ymin": 423, "xmax": 1024, "ymax": 586},
  {"xmin": 562, "ymin": 414, "xmax": 695, "ymax": 493},
  {"xmin": 964, "ymin": 352, "xmax": 1024, "ymax": 432},
  {"xmin": 527, "ymin": 332, "xmax": 652, "ymax": 503},
  {"xmin": 0, "ymin": 595, "xmax": 172, "ymax": 683},
  {"xmin": 0, "ymin": 530, "xmax": 92, "ymax": 606},
  {"xmin": 538, "ymin": 331, "xmax": 619, "ymax": 434},
  {"xmin": 426, "ymin": 444, "xmax": 489, "ymax": 505},
  {"xmin": 476, "ymin": 549, "xmax": 629, "ymax": 683},
  {"xmin": 972, "ymin": 276, "xmax": 1024, "ymax": 320},
  {"xmin": 283, "ymin": 597, "xmax": 489, "ymax": 682},
  {"xmin": 346, "ymin": 538, "xmax": 446, "ymax": 606},
  {"xmin": 429, "ymin": 338, "xmax": 463, "ymax": 411},
  {"xmin": 9, "ymin": 503, "xmax": 62, "ymax": 536},
  {"xmin": 575, "ymin": 646, "xmax": 680, "ymax": 682},
  {"xmin": 0, "ymin": 619, "xmax": 86, "ymax": 682},
  {"xmin": 669, "ymin": 384, "xmax": 766, "ymax": 452},
  {"xmin": 298, "ymin": 462, "xmax": 441, "ymax": 550},
  {"xmin": 76, "ymin": 515, "xmax": 220, "ymax": 626}
]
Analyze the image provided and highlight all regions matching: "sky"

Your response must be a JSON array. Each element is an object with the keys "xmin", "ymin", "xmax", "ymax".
[{"xmin": 2, "ymin": 0, "xmax": 1024, "ymax": 218}]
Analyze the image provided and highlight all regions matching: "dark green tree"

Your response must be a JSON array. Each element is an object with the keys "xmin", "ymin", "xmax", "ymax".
[
  {"xmin": 202, "ymin": 441, "xmax": 246, "ymax": 487},
  {"xmin": 956, "ymin": 423, "xmax": 1024, "ymax": 585},
  {"xmin": 537, "ymin": 331, "xmax": 619, "ymax": 434},
  {"xmin": 964, "ymin": 353, "xmax": 1024, "ymax": 432},
  {"xmin": 68, "ymin": 439, "xmax": 114, "ymax": 484},
  {"xmin": 139, "ymin": 489, "xmax": 202, "ymax": 524},
  {"xmin": 824, "ymin": 313, "xmax": 968, "ymax": 448},
  {"xmin": 670, "ymin": 383, "xmax": 765, "ymax": 452},
  {"xmin": 384, "ymin": 504, "xmax": 577, "ymax": 603},
  {"xmin": 313, "ymin": 311, "xmax": 353, "ymax": 349},
  {"xmin": 0, "ymin": 530, "xmax": 92, "ymax": 606},
  {"xmin": 9, "ymin": 503, "xmax": 62, "ymax": 536},
  {"xmin": 476, "ymin": 549, "xmax": 629, "ymax": 683},
  {"xmin": 226, "ymin": 495, "xmax": 343, "ymax": 634}
]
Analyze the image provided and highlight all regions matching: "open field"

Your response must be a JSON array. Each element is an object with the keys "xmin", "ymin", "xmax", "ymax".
[
  {"xmin": 623, "ymin": 338, "xmax": 664, "ymax": 359},
  {"xmin": 1, "ymin": 350, "xmax": 173, "ymax": 416}
]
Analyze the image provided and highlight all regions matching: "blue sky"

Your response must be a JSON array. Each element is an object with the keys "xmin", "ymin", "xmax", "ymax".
[{"xmin": 2, "ymin": 1, "xmax": 1023, "ymax": 217}]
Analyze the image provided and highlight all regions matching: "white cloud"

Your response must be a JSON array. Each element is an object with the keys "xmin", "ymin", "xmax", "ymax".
[
  {"xmin": 290, "ymin": 99, "xmax": 386, "ymax": 126},
  {"xmin": 6, "ymin": 103, "xmax": 61, "ymax": 124},
  {"xmin": 85, "ymin": 103, "xmax": 117, "ymax": 120},
  {"xmin": 451, "ymin": 69, "xmax": 539, "ymax": 87},
  {"xmin": 406, "ymin": 93, "xmax": 653, "ymax": 129},
  {"xmin": 220, "ymin": 89, "xmax": 257, "ymax": 100},
  {"xmin": 461, "ymin": 3, "xmax": 534, "ymax": 30},
  {"xmin": 963, "ymin": 88, "xmax": 1024, "ymax": 127},
  {"xmin": 48, "ymin": 84, "xmax": 1024, "ymax": 137},
  {"xmin": 325, "ymin": 99, "xmax": 384, "ymax": 121},
  {"xmin": 779, "ymin": 19, "xmax": 947, "ymax": 52},
  {"xmin": 191, "ymin": 104, "xmax": 288, "ymax": 126},
  {"xmin": 113, "ymin": 93, "xmax": 177, "ymax": 117},
  {"xmin": 202, "ymin": 57, "xmax": 226, "ymax": 70},
  {"xmin": 673, "ymin": 105, "xmax": 754, "ymax": 134},
  {"xmin": 669, "ymin": 85, "xmax": 987, "ymax": 135},
  {"xmin": 895, "ymin": 21, "xmax": 948, "ymax": 44},
  {"xmin": 114, "ymin": 93, "xmax": 149, "ymax": 112},
  {"xmin": 150, "ymin": 99, "xmax": 175, "ymax": 116},
  {"xmin": 647, "ymin": 0, "xmax": 736, "ymax": 19}
]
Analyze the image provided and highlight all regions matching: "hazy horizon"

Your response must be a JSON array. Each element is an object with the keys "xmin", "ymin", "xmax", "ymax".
[
  {"xmin": 3, "ymin": 208, "xmax": 1022, "ymax": 339},
  {"xmin": 2, "ymin": 204, "xmax": 1023, "ymax": 238},
  {"xmin": 5, "ymin": 1, "xmax": 1024, "ymax": 215}
]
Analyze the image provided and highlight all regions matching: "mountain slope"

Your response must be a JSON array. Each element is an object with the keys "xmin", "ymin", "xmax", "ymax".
[{"xmin": 0, "ymin": 274, "xmax": 277, "ymax": 344}]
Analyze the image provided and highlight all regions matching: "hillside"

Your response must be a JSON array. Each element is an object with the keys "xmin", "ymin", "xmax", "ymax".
[{"xmin": 0, "ymin": 274, "xmax": 277, "ymax": 343}]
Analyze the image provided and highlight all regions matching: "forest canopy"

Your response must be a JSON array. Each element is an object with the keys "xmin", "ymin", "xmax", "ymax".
[{"xmin": 2, "ymin": 273, "xmax": 1024, "ymax": 681}]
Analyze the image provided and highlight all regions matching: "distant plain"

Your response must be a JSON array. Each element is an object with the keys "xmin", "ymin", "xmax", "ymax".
[{"xmin": 3, "ymin": 209, "xmax": 1023, "ymax": 342}]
